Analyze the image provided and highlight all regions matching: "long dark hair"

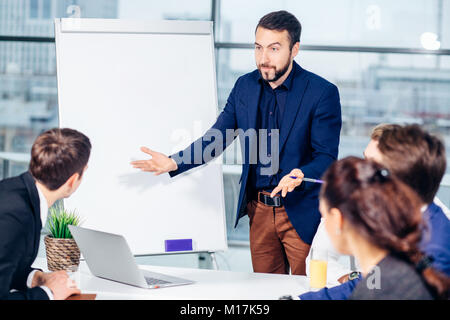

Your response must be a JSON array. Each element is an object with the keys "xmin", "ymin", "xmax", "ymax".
[{"xmin": 321, "ymin": 156, "xmax": 449, "ymax": 299}]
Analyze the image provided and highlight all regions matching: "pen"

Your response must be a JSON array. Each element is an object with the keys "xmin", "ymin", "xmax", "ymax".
[{"xmin": 290, "ymin": 176, "xmax": 324, "ymax": 184}]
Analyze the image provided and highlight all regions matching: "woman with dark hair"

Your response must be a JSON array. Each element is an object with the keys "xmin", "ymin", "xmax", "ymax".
[{"xmin": 319, "ymin": 156, "xmax": 449, "ymax": 300}]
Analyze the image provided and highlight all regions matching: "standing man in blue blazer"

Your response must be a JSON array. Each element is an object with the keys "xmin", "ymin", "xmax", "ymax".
[{"xmin": 132, "ymin": 11, "xmax": 342, "ymax": 275}]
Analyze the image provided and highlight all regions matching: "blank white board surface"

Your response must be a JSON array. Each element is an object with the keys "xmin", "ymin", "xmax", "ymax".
[{"xmin": 55, "ymin": 18, "xmax": 227, "ymax": 255}]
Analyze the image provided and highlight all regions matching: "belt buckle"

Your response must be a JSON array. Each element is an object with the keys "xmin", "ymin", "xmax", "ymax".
[
  {"xmin": 259, "ymin": 191, "xmax": 281, "ymax": 207},
  {"xmin": 272, "ymin": 195, "xmax": 281, "ymax": 207}
]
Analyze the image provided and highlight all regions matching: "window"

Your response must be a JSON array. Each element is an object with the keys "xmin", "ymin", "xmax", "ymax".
[
  {"xmin": 29, "ymin": 0, "xmax": 39, "ymax": 19},
  {"xmin": 28, "ymin": 0, "xmax": 53, "ymax": 21},
  {"xmin": 1, "ymin": 0, "xmax": 450, "ymax": 243},
  {"xmin": 119, "ymin": 0, "xmax": 211, "ymax": 20},
  {"xmin": 215, "ymin": 0, "xmax": 450, "ymax": 241},
  {"xmin": 0, "ymin": 0, "xmax": 211, "ymax": 177},
  {"xmin": 217, "ymin": 0, "xmax": 449, "ymax": 49},
  {"xmin": 42, "ymin": 0, "xmax": 52, "ymax": 19}
]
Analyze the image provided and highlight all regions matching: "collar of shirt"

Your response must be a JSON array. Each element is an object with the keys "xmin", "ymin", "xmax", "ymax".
[
  {"xmin": 35, "ymin": 182, "xmax": 49, "ymax": 227},
  {"xmin": 258, "ymin": 63, "xmax": 295, "ymax": 92},
  {"xmin": 421, "ymin": 204, "xmax": 428, "ymax": 213}
]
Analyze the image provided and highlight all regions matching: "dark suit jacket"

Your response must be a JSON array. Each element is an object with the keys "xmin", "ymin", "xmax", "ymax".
[
  {"xmin": 170, "ymin": 61, "xmax": 342, "ymax": 244},
  {"xmin": 0, "ymin": 172, "xmax": 49, "ymax": 300}
]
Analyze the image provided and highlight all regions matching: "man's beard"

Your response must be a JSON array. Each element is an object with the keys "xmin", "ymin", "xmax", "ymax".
[{"xmin": 258, "ymin": 57, "xmax": 291, "ymax": 83}]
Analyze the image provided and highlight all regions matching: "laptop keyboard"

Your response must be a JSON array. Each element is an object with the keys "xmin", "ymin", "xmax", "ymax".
[{"xmin": 145, "ymin": 277, "xmax": 172, "ymax": 285}]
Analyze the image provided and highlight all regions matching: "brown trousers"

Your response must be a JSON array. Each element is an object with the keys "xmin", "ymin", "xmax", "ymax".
[{"xmin": 247, "ymin": 193, "xmax": 311, "ymax": 275}]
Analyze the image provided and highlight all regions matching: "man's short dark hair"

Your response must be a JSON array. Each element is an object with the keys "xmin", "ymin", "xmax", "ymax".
[
  {"xmin": 256, "ymin": 10, "xmax": 302, "ymax": 49},
  {"xmin": 376, "ymin": 124, "xmax": 446, "ymax": 204},
  {"xmin": 29, "ymin": 128, "xmax": 91, "ymax": 190}
]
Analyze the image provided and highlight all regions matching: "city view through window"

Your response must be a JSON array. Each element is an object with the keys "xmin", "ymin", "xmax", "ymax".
[{"xmin": 1, "ymin": 0, "xmax": 449, "ymax": 241}]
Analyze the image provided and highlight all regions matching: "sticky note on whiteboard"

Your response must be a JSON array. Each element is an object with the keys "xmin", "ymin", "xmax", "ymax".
[{"xmin": 164, "ymin": 239, "xmax": 193, "ymax": 252}]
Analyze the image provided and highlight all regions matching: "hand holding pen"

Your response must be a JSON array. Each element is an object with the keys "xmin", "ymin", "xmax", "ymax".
[{"xmin": 270, "ymin": 168, "xmax": 323, "ymax": 198}]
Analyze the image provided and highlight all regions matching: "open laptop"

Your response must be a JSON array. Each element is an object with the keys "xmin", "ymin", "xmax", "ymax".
[{"xmin": 68, "ymin": 225, "xmax": 194, "ymax": 289}]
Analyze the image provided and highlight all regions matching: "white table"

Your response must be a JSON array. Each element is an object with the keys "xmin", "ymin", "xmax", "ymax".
[{"xmin": 32, "ymin": 257, "xmax": 311, "ymax": 300}]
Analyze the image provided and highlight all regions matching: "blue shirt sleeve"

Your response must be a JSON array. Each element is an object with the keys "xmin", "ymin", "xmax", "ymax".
[
  {"xmin": 299, "ymin": 276, "xmax": 361, "ymax": 300},
  {"xmin": 421, "ymin": 203, "xmax": 450, "ymax": 276}
]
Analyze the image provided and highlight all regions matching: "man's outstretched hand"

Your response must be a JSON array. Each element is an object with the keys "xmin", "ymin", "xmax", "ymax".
[
  {"xmin": 130, "ymin": 147, "xmax": 178, "ymax": 175},
  {"xmin": 270, "ymin": 168, "xmax": 304, "ymax": 198}
]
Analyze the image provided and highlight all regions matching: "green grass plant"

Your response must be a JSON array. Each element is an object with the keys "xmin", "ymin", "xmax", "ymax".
[{"xmin": 47, "ymin": 203, "xmax": 82, "ymax": 239}]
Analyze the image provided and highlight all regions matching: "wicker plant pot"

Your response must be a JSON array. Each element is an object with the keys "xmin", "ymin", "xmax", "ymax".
[{"xmin": 44, "ymin": 235, "xmax": 80, "ymax": 271}]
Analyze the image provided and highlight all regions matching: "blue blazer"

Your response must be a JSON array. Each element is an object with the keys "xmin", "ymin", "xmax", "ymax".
[{"xmin": 170, "ymin": 61, "xmax": 342, "ymax": 245}]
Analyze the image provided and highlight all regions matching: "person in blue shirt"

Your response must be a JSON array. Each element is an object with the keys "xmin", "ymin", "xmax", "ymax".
[
  {"xmin": 300, "ymin": 124, "xmax": 450, "ymax": 300},
  {"xmin": 318, "ymin": 156, "xmax": 448, "ymax": 299}
]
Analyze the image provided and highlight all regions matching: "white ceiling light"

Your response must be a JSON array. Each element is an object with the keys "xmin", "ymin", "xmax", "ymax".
[{"xmin": 420, "ymin": 32, "xmax": 441, "ymax": 50}]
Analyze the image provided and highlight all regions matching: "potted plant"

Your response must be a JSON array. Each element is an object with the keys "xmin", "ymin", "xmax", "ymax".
[{"xmin": 44, "ymin": 202, "xmax": 83, "ymax": 271}]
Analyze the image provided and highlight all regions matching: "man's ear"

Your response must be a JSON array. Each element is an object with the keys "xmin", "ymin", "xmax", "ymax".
[
  {"xmin": 291, "ymin": 42, "xmax": 300, "ymax": 58},
  {"xmin": 66, "ymin": 172, "xmax": 80, "ymax": 189}
]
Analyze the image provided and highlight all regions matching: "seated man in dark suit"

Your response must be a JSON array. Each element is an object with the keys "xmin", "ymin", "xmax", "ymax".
[{"xmin": 0, "ymin": 128, "xmax": 91, "ymax": 300}]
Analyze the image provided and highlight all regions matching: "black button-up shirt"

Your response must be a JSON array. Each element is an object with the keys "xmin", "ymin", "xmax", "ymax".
[{"xmin": 249, "ymin": 66, "xmax": 295, "ymax": 192}]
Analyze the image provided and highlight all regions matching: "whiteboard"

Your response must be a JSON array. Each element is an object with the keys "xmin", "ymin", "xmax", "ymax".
[{"xmin": 55, "ymin": 18, "xmax": 227, "ymax": 255}]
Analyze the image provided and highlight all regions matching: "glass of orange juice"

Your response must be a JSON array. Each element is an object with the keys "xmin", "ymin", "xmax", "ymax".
[{"xmin": 309, "ymin": 248, "xmax": 328, "ymax": 289}]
